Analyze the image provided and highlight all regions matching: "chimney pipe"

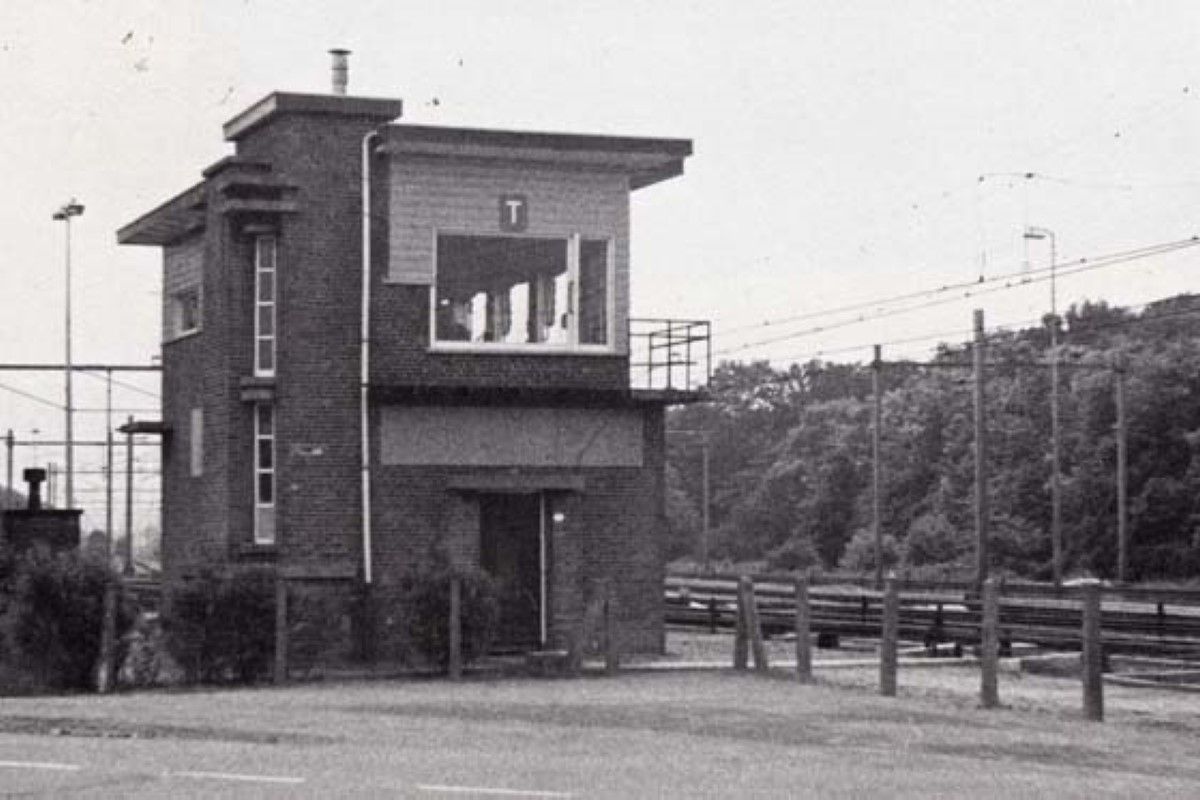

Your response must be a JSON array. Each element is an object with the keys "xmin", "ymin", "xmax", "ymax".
[{"xmin": 330, "ymin": 48, "xmax": 351, "ymax": 95}]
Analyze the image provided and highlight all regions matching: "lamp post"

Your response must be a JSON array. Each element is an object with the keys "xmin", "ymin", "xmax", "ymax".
[
  {"xmin": 53, "ymin": 199, "xmax": 84, "ymax": 510},
  {"xmin": 1024, "ymin": 225, "xmax": 1061, "ymax": 585}
]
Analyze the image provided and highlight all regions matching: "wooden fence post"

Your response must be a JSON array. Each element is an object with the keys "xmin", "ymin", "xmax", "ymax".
[
  {"xmin": 273, "ymin": 576, "xmax": 288, "ymax": 685},
  {"xmin": 745, "ymin": 577, "xmax": 769, "ymax": 672},
  {"xmin": 794, "ymin": 573, "xmax": 812, "ymax": 683},
  {"xmin": 604, "ymin": 580, "xmax": 619, "ymax": 675},
  {"xmin": 980, "ymin": 576, "xmax": 1000, "ymax": 708},
  {"xmin": 880, "ymin": 576, "xmax": 899, "ymax": 697},
  {"xmin": 733, "ymin": 576, "xmax": 749, "ymax": 670},
  {"xmin": 1081, "ymin": 581, "xmax": 1104, "ymax": 721},
  {"xmin": 448, "ymin": 575, "xmax": 463, "ymax": 681},
  {"xmin": 95, "ymin": 580, "xmax": 119, "ymax": 693}
]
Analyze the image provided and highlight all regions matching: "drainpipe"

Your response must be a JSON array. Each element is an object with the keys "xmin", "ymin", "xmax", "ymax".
[{"xmin": 360, "ymin": 130, "xmax": 379, "ymax": 583}]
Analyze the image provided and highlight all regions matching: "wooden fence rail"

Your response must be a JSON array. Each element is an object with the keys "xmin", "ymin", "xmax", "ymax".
[{"xmin": 665, "ymin": 574, "xmax": 1200, "ymax": 660}]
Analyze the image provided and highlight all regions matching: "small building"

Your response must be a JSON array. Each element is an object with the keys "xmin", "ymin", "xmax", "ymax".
[{"xmin": 117, "ymin": 58, "xmax": 706, "ymax": 659}]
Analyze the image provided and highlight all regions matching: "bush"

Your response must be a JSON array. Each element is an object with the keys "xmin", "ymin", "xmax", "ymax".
[
  {"xmin": 1, "ymin": 548, "xmax": 131, "ymax": 691},
  {"xmin": 163, "ymin": 569, "xmax": 275, "ymax": 685},
  {"xmin": 389, "ymin": 556, "xmax": 498, "ymax": 671},
  {"xmin": 837, "ymin": 528, "xmax": 902, "ymax": 574},
  {"xmin": 766, "ymin": 536, "xmax": 820, "ymax": 572}
]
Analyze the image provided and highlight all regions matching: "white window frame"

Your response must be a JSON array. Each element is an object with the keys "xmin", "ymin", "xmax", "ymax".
[
  {"xmin": 174, "ymin": 286, "xmax": 202, "ymax": 337},
  {"xmin": 429, "ymin": 230, "xmax": 615, "ymax": 354},
  {"xmin": 189, "ymin": 407, "xmax": 203, "ymax": 477},
  {"xmin": 254, "ymin": 235, "xmax": 277, "ymax": 377},
  {"xmin": 253, "ymin": 403, "xmax": 276, "ymax": 545}
]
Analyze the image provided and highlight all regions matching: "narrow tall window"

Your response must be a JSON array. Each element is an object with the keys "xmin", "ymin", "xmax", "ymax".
[
  {"xmin": 254, "ymin": 403, "xmax": 276, "ymax": 545},
  {"xmin": 189, "ymin": 407, "xmax": 203, "ymax": 477},
  {"xmin": 254, "ymin": 235, "xmax": 277, "ymax": 376}
]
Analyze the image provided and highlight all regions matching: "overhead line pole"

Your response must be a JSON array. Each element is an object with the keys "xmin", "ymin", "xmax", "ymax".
[
  {"xmin": 124, "ymin": 416, "xmax": 134, "ymax": 576},
  {"xmin": 872, "ymin": 344, "xmax": 883, "ymax": 589},
  {"xmin": 4, "ymin": 429, "xmax": 12, "ymax": 509},
  {"xmin": 973, "ymin": 309, "xmax": 989, "ymax": 592},
  {"xmin": 106, "ymin": 369, "xmax": 114, "ymax": 562},
  {"xmin": 1114, "ymin": 351, "xmax": 1129, "ymax": 583}
]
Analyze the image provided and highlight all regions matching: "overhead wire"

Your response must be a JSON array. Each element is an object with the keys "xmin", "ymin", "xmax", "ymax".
[
  {"xmin": 78, "ymin": 369, "xmax": 161, "ymax": 399},
  {"xmin": 716, "ymin": 235, "xmax": 1200, "ymax": 341},
  {"xmin": 0, "ymin": 380, "xmax": 62, "ymax": 410},
  {"xmin": 714, "ymin": 237, "xmax": 1200, "ymax": 357}
]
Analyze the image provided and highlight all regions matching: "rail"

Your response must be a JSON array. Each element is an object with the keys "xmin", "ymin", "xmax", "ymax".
[{"xmin": 665, "ymin": 573, "xmax": 1200, "ymax": 659}]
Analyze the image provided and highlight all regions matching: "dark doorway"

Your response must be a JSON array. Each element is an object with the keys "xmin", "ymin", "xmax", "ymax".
[{"xmin": 480, "ymin": 493, "xmax": 546, "ymax": 651}]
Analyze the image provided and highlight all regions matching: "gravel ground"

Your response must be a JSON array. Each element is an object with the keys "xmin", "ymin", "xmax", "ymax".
[{"xmin": 649, "ymin": 629, "xmax": 1200, "ymax": 733}]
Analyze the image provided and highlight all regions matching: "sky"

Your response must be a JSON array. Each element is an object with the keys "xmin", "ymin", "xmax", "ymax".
[{"xmin": 2, "ymin": 0, "xmax": 1200, "ymax": 531}]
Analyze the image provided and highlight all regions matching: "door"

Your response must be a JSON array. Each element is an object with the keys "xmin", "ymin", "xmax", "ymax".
[{"xmin": 480, "ymin": 493, "xmax": 546, "ymax": 651}]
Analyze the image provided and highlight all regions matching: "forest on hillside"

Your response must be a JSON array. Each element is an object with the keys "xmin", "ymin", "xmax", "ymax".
[{"xmin": 664, "ymin": 294, "xmax": 1200, "ymax": 582}]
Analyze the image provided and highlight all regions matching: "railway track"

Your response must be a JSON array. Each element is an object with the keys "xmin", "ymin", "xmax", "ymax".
[{"xmin": 665, "ymin": 574, "xmax": 1200, "ymax": 659}]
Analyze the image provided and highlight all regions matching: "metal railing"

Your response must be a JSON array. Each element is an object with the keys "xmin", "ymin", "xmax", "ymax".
[{"xmin": 628, "ymin": 318, "xmax": 711, "ymax": 393}]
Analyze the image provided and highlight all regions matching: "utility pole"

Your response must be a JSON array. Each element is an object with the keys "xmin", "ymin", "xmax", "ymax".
[
  {"xmin": 700, "ymin": 437, "xmax": 711, "ymax": 574},
  {"xmin": 4, "ymin": 429, "xmax": 12, "ymax": 510},
  {"xmin": 1113, "ymin": 351, "xmax": 1129, "ymax": 583},
  {"xmin": 1026, "ymin": 226, "xmax": 1061, "ymax": 585},
  {"xmin": 872, "ymin": 344, "xmax": 883, "ymax": 588},
  {"xmin": 105, "ymin": 370, "xmax": 114, "ymax": 562},
  {"xmin": 973, "ymin": 309, "xmax": 989, "ymax": 591},
  {"xmin": 124, "ymin": 416, "xmax": 134, "ymax": 576},
  {"xmin": 53, "ymin": 199, "xmax": 84, "ymax": 510}
]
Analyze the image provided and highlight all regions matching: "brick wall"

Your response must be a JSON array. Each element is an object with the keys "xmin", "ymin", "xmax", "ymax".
[
  {"xmin": 155, "ymin": 105, "xmax": 671, "ymax": 657},
  {"xmin": 367, "ymin": 402, "xmax": 666, "ymax": 654}
]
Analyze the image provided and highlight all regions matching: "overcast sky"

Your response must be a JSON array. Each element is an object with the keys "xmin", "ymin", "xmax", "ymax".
[{"xmin": 3, "ymin": 1, "xmax": 1200, "ymax": 527}]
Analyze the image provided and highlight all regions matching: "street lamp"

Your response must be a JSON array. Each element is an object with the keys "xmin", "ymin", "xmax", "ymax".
[
  {"xmin": 53, "ymin": 198, "xmax": 84, "ymax": 510},
  {"xmin": 1024, "ymin": 225, "xmax": 1061, "ymax": 585}
]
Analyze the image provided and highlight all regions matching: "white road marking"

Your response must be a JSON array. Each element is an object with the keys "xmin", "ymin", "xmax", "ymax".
[
  {"xmin": 0, "ymin": 760, "xmax": 82, "ymax": 771},
  {"xmin": 167, "ymin": 769, "xmax": 306, "ymax": 785},
  {"xmin": 416, "ymin": 784, "xmax": 573, "ymax": 798}
]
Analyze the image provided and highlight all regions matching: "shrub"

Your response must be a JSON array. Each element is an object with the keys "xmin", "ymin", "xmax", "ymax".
[
  {"xmin": 766, "ymin": 536, "xmax": 820, "ymax": 571},
  {"xmin": 390, "ymin": 557, "xmax": 498, "ymax": 671},
  {"xmin": 837, "ymin": 528, "xmax": 902, "ymax": 573},
  {"xmin": 288, "ymin": 586, "xmax": 348, "ymax": 677},
  {"xmin": 1, "ymin": 548, "xmax": 131, "ymax": 691},
  {"xmin": 163, "ymin": 569, "xmax": 275, "ymax": 684}
]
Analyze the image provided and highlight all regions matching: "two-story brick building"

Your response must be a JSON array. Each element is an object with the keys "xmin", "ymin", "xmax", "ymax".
[{"xmin": 118, "ymin": 64, "xmax": 703, "ymax": 659}]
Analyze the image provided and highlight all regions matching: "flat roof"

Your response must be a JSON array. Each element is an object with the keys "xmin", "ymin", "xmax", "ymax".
[
  {"xmin": 223, "ymin": 92, "xmax": 404, "ymax": 141},
  {"xmin": 381, "ymin": 124, "xmax": 692, "ymax": 190}
]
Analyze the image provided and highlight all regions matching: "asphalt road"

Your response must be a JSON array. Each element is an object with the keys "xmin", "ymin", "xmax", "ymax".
[{"xmin": 2, "ymin": 671, "xmax": 1199, "ymax": 798}]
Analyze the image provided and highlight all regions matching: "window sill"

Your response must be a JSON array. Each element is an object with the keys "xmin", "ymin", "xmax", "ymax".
[
  {"xmin": 235, "ymin": 542, "xmax": 277, "ymax": 559},
  {"xmin": 428, "ymin": 343, "xmax": 620, "ymax": 357},
  {"xmin": 163, "ymin": 328, "xmax": 202, "ymax": 345}
]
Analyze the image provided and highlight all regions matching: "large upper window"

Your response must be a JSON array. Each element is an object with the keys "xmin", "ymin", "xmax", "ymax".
[
  {"xmin": 254, "ymin": 235, "xmax": 277, "ymax": 376},
  {"xmin": 433, "ymin": 234, "xmax": 610, "ymax": 349}
]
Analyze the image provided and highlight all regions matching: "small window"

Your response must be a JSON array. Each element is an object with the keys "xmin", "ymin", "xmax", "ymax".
[
  {"xmin": 189, "ymin": 407, "xmax": 203, "ymax": 477},
  {"xmin": 254, "ymin": 403, "xmax": 276, "ymax": 545},
  {"xmin": 254, "ymin": 236, "xmax": 277, "ymax": 376},
  {"xmin": 433, "ymin": 234, "xmax": 611, "ymax": 349},
  {"xmin": 175, "ymin": 288, "xmax": 201, "ymax": 335}
]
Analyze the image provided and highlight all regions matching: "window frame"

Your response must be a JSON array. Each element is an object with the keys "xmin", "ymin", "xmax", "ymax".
[
  {"xmin": 189, "ymin": 407, "xmax": 203, "ymax": 477},
  {"xmin": 174, "ymin": 286, "xmax": 202, "ymax": 338},
  {"xmin": 428, "ymin": 229, "xmax": 615, "ymax": 355},
  {"xmin": 253, "ymin": 235, "xmax": 277, "ymax": 377},
  {"xmin": 253, "ymin": 403, "xmax": 276, "ymax": 546}
]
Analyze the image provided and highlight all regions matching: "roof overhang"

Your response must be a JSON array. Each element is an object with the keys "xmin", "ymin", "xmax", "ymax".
[
  {"xmin": 116, "ymin": 182, "xmax": 207, "ymax": 246},
  {"xmin": 223, "ymin": 92, "xmax": 404, "ymax": 141},
  {"xmin": 379, "ymin": 124, "xmax": 692, "ymax": 190}
]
